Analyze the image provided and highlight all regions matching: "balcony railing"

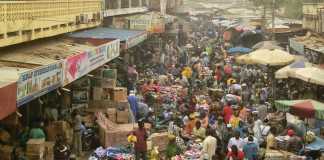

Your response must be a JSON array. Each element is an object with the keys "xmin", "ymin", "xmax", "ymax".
[
  {"xmin": 103, "ymin": 7, "xmax": 148, "ymax": 17},
  {"xmin": 0, "ymin": 0, "xmax": 102, "ymax": 47}
]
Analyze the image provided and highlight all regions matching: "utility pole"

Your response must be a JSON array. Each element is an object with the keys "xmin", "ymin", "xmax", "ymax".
[{"xmin": 272, "ymin": 0, "xmax": 276, "ymax": 40}]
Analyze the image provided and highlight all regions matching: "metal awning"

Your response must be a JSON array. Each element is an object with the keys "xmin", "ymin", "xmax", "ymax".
[{"xmin": 69, "ymin": 27, "xmax": 147, "ymax": 49}]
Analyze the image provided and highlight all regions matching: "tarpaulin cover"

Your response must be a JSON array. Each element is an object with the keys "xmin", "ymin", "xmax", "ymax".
[
  {"xmin": 70, "ymin": 27, "xmax": 146, "ymax": 42},
  {"xmin": 0, "ymin": 82, "xmax": 17, "ymax": 120},
  {"xmin": 275, "ymin": 99, "xmax": 324, "ymax": 120},
  {"xmin": 227, "ymin": 47, "xmax": 251, "ymax": 54}
]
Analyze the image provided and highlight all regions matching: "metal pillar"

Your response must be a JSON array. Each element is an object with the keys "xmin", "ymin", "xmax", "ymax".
[
  {"xmin": 118, "ymin": 0, "xmax": 121, "ymax": 8},
  {"xmin": 129, "ymin": 0, "xmax": 132, "ymax": 8}
]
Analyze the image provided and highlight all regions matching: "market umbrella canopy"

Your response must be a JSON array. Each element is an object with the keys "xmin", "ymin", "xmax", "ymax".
[
  {"xmin": 275, "ymin": 60, "xmax": 313, "ymax": 79},
  {"xmin": 227, "ymin": 47, "xmax": 251, "ymax": 54},
  {"xmin": 252, "ymin": 41, "xmax": 283, "ymax": 50},
  {"xmin": 248, "ymin": 49, "xmax": 295, "ymax": 66},
  {"xmin": 294, "ymin": 67, "xmax": 324, "ymax": 86},
  {"xmin": 235, "ymin": 54, "xmax": 256, "ymax": 64},
  {"xmin": 275, "ymin": 99, "xmax": 324, "ymax": 120}
]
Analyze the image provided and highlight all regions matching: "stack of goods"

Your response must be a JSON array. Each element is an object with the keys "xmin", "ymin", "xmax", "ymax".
[
  {"xmin": 96, "ymin": 112, "xmax": 135, "ymax": 147},
  {"xmin": 71, "ymin": 77, "xmax": 91, "ymax": 109},
  {"xmin": 45, "ymin": 121, "xmax": 73, "ymax": 144},
  {"xmin": 0, "ymin": 144, "xmax": 14, "ymax": 160},
  {"xmin": 275, "ymin": 136, "xmax": 289, "ymax": 150},
  {"xmin": 89, "ymin": 146, "xmax": 134, "ymax": 160},
  {"xmin": 149, "ymin": 132, "xmax": 169, "ymax": 151},
  {"xmin": 44, "ymin": 142, "xmax": 54, "ymax": 160},
  {"xmin": 26, "ymin": 138, "xmax": 45, "ymax": 160},
  {"xmin": 88, "ymin": 68, "xmax": 130, "ymax": 123},
  {"xmin": 182, "ymin": 141, "xmax": 203, "ymax": 159},
  {"xmin": 264, "ymin": 150, "xmax": 285, "ymax": 160}
]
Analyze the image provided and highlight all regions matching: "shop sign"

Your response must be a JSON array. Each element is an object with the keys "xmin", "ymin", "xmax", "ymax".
[
  {"xmin": 129, "ymin": 19, "xmax": 151, "ymax": 31},
  {"xmin": 126, "ymin": 32, "xmax": 147, "ymax": 48},
  {"xmin": 289, "ymin": 38, "xmax": 304, "ymax": 55},
  {"xmin": 128, "ymin": 14, "xmax": 165, "ymax": 33},
  {"xmin": 17, "ymin": 62, "xmax": 63, "ymax": 106},
  {"xmin": 63, "ymin": 40, "xmax": 120, "ymax": 86},
  {"xmin": 107, "ymin": 39, "xmax": 120, "ymax": 60}
]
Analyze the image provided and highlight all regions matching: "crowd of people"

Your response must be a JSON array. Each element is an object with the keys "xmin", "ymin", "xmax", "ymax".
[{"xmin": 126, "ymin": 15, "xmax": 324, "ymax": 160}]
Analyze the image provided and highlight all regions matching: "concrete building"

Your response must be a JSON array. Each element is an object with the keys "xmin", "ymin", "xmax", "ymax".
[
  {"xmin": 303, "ymin": 2, "xmax": 324, "ymax": 33},
  {"xmin": 0, "ymin": 0, "xmax": 151, "ymax": 48}
]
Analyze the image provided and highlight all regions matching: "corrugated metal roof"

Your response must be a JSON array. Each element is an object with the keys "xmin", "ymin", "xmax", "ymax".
[{"xmin": 69, "ymin": 27, "xmax": 146, "ymax": 41}]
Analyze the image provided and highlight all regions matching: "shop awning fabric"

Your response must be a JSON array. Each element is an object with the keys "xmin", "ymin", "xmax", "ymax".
[
  {"xmin": 275, "ymin": 99, "xmax": 324, "ymax": 120},
  {"xmin": 0, "ymin": 82, "xmax": 17, "ymax": 120},
  {"xmin": 70, "ymin": 27, "xmax": 147, "ymax": 49}
]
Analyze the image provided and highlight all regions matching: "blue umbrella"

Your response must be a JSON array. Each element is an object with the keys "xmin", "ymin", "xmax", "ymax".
[{"xmin": 227, "ymin": 47, "xmax": 252, "ymax": 54}]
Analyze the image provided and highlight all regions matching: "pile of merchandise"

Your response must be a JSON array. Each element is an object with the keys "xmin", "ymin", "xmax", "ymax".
[{"xmin": 89, "ymin": 146, "xmax": 134, "ymax": 160}]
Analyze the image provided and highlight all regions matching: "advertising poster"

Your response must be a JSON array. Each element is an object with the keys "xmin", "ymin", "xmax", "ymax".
[
  {"xmin": 127, "ymin": 33, "xmax": 147, "ymax": 49},
  {"xmin": 63, "ymin": 52, "xmax": 88, "ymax": 86},
  {"xmin": 17, "ymin": 62, "xmax": 63, "ymax": 106},
  {"xmin": 63, "ymin": 40, "xmax": 120, "ymax": 86},
  {"xmin": 107, "ymin": 40, "xmax": 120, "ymax": 60}
]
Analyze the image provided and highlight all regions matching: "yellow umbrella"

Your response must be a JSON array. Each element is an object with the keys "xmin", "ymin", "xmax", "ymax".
[
  {"xmin": 249, "ymin": 49, "xmax": 295, "ymax": 66},
  {"xmin": 235, "ymin": 54, "xmax": 256, "ymax": 64}
]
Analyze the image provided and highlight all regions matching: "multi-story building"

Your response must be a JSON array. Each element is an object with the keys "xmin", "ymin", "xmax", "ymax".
[
  {"xmin": 303, "ymin": 2, "xmax": 324, "ymax": 33},
  {"xmin": 0, "ymin": 0, "xmax": 151, "ymax": 48}
]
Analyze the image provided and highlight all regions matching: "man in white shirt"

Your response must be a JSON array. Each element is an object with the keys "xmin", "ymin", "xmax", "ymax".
[
  {"xmin": 228, "ymin": 130, "xmax": 244, "ymax": 151},
  {"xmin": 201, "ymin": 129, "xmax": 217, "ymax": 160}
]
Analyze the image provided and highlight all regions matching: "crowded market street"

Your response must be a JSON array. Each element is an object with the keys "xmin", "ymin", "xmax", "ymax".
[{"xmin": 0, "ymin": 0, "xmax": 323, "ymax": 160}]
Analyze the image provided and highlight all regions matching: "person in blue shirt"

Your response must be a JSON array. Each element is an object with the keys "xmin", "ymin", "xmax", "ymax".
[
  {"xmin": 243, "ymin": 136, "xmax": 259, "ymax": 160},
  {"xmin": 128, "ymin": 90, "xmax": 139, "ymax": 122}
]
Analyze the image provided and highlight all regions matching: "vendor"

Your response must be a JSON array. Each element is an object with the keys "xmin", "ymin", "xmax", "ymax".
[
  {"xmin": 201, "ymin": 129, "xmax": 217, "ymax": 160},
  {"xmin": 165, "ymin": 134, "xmax": 182, "ymax": 160},
  {"xmin": 29, "ymin": 121, "xmax": 46, "ymax": 139},
  {"xmin": 184, "ymin": 113, "xmax": 196, "ymax": 135},
  {"xmin": 286, "ymin": 129, "xmax": 303, "ymax": 154},
  {"xmin": 193, "ymin": 121, "xmax": 206, "ymax": 139},
  {"xmin": 133, "ymin": 120, "xmax": 148, "ymax": 160}
]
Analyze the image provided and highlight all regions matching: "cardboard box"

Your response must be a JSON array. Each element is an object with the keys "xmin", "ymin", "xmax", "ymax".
[
  {"xmin": 116, "ymin": 110, "xmax": 129, "ymax": 124},
  {"xmin": 116, "ymin": 101, "xmax": 129, "ymax": 110},
  {"xmin": 26, "ymin": 138, "xmax": 45, "ymax": 154},
  {"xmin": 93, "ymin": 87, "xmax": 103, "ymax": 100},
  {"xmin": 107, "ymin": 108, "xmax": 117, "ymax": 122},
  {"xmin": 99, "ymin": 123, "xmax": 135, "ymax": 147},
  {"xmin": 102, "ymin": 88, "xmax": 111, "ymax": 100},
  {"xmin": 26, "ymin": 152, "xmax": 44, "ymax": 160},
  {"xmin": 45, "ymin": 121, "xmax": 72, "ymax": 144},
  {"xmin": 0, "ymin": 145, "xmax": 13, "ymax": 160},
  {"xmin": 44, "ymin": 142, "xmax": 54, "ymax": 160},
  {"xmin": 103, "ymin": 69, "xmax": 117, "ymax": 79},
  {"xmin": 102, "ymin": 79, "xmax": 116, "ymax": 88},
  {"xmin": 150, "ymin": 132, "xmax": 169, "ymax": 151},
  {"xmin": 112, "ymin": 87, "xmax": 127, "ymax": 102}
]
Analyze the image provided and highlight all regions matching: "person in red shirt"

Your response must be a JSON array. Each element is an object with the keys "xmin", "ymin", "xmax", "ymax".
[
  {"xmin": 133, "ymin": 120, "xmax": 148, "ymax": 160},
  {"xmin": 223, "ymin": 103, "xmax": 233, "ymax": 124},
  {"xmin": 227, "ymin": 145, "xmax": 245, "ymax": 160}
]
